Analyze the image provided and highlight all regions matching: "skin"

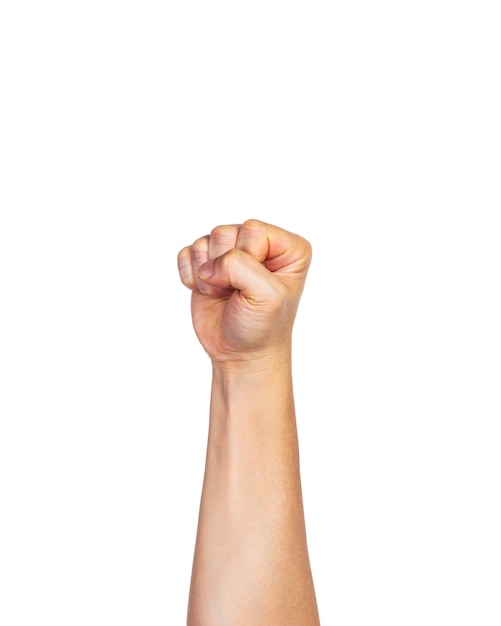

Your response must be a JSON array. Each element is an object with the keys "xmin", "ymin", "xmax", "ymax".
[{"xmin": 178, "ymin": 219, "xmax": 320, "ymax": 626}]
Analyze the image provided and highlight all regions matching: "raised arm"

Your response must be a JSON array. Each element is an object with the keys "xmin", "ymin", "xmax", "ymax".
[{"xmin": 178, "ymin": 219, "xmax": 320, "ymax": 626}]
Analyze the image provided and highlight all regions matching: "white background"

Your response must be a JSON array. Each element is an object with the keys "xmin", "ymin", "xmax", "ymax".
[{"xmin": 1, "ymin": 1, "xmax": 500, "ymax": 624}]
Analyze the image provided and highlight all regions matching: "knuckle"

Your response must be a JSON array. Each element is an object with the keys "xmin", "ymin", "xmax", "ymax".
[
  {"xmin": 191, "ymin": 238, "xmax": 209, "ymax": 266},
  {"xmin": 177, "ymin": 246, "xmax": 189, "ymax": 266},
  {"xmin": 241, "ymin": 218, "xmax": 265, "ymax": 234},
  {"xmin": 210, "ymin": 224, "xmax": 233, "ymax": 240},
  {"xmin": 191, "ymin": 235, "xmax": 208, "ymax": 251},
  {"xmin": 302, "ymin": 237, "xmax": 313, "ymax": 262}
]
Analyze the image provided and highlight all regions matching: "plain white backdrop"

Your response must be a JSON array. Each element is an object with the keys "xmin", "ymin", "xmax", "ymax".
[{"xmin": 1, "ymin": 1, "xmax": 500, "ymax": 624}]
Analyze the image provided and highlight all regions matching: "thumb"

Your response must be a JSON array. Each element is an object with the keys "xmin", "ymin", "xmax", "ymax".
[{"xmin": 198, "ymin": 248, "xmax": 284, "ymax": 302}]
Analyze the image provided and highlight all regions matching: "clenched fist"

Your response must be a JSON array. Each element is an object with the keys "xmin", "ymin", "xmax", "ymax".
[{"xmin": 177, "ymin": 219, "xmax": 312, "ymax": 363}]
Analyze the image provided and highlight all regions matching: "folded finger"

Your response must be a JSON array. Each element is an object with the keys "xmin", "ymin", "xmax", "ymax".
[
  {"xmin": 199, "ymin": 248, "xmax": 285, "ymax": 303},
  {"xmin": 236, "ymin": 219, "xmax": 312, "ymax": 274},
  {"xmin": 208, "ymin": 224, "xmax": 240, "ymax": 261},
  {"xmin": 177, "ymin": 246, "xmax": 196, "ymax": 290},
  {"xmin": 191, "ymin": 236, "xmax": 233, "ymax": 298}
]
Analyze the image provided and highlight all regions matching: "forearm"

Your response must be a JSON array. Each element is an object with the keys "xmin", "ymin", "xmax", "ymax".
[{"xmin": 187, "ymin": 353, "xmax": 320, "ymax": 625}]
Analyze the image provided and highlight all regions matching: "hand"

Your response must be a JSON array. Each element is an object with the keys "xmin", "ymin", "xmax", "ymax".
[{"xmin": 177, "ymin": 219, "xmax": 312, "ymax": 363}]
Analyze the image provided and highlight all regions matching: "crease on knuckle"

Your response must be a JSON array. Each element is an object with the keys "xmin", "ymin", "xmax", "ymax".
[
  {"xmin": 242, "ymin": 218, "xmax": 265, "ymax": 229},
  {"xmin": 177, "ymin": 247, "xmax": 189, "ymax": 267},
  {"xmin": 210, "ymin": 224, "xmax": 234, "ymax": 240},
  {"xmin": 191, "ymin": 236, "xmax": 208, "ymax": 252},
  {"xmin": 303, "ymin": 238, "xmax": 313, "ymax": 265},
  {"xmin": 240, "ymin": 219, "xmax": 266, "ymax": 237}
]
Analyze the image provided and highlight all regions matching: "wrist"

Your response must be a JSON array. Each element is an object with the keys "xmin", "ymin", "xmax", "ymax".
[
  {"xmin": 209, "ymin": 351, "xmax": 296, "ymax": 442},
  {"xmin": 210, "ymin": 346, "xmax": 293, "ymax": 410},
  {"xmin": 211, "ymin": 344, "xmax": 292, "ymax": 377}
]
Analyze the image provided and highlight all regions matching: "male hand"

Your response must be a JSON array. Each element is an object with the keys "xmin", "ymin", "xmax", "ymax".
[{"xmin": 177, "ymin": 219, "xmax": 312, "ymax": 363}]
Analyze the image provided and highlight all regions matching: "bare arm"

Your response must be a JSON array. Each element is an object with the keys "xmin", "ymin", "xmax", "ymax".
[{"xmin": 178, "ymin": 219, "xmax": 320, "ymax": 626}]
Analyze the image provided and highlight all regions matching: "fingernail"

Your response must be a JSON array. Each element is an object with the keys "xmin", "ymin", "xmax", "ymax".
[{"xmin": 198, "ymin": 260, "xmax": 215, "ymax": 280}]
